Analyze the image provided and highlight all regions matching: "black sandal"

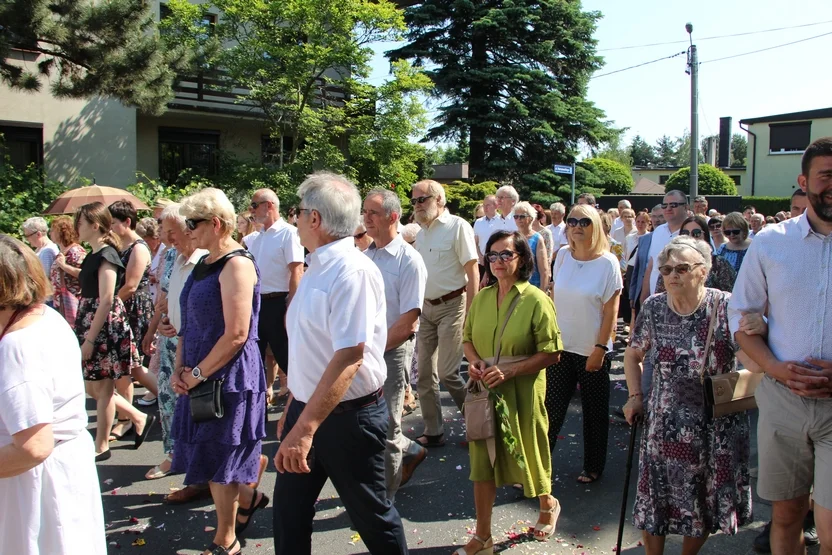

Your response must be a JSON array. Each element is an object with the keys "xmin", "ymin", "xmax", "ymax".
[
  {"xmin": 134, "ymin": 414, "xmax": 157, "ymax": 450},
  {"xmin": 235, "ymin": 489, "xmax": 270, "ymax": 535},
  {"xmin": 109, "ymin": 419, "xmax": 133, "ymax": 441},
  {"xmin": 576, "ymin": 470, "xmax": 601, "ymax": 484},
  {"xmin": 414, "ymin": 433, "xmax": 446, "ymax": 448},
  {"xmin": 206, "ymin": 538, "xmax": 240, "ymax": 555}
]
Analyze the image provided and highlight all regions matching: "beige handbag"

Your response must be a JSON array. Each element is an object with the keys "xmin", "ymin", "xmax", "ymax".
[
  {"xmin": 700, "ymin": 295, "xmax": 763, "ymax": 418},
  {"xmin": 464, "ymin": 294, "xmax": 522, "ymax": 442}
]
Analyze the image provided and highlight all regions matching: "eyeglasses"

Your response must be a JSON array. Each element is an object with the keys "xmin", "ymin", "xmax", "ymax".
[
  {"xmin": 185, "ymin": 218, "xmax": 207, "ymax": 231},
  {"xmin": 723, "ymin": 229, "xmax": 743, "ymax": 237},
  {"xmin": 661, "ymin": 202, "xmax": 686, "ymax": 209},
  {"xmin": 411, "ymin": 195, "xmax": 433, "ymax": 205},
  {"xmin": 708, "ymin": 221, "xmax": 722, "ymax": 229},
  {"xmin": 679, "ymin": 229, "xmax": 704, "ymax": 238},
  {"xmin": 513, "ymin": 214, "xmax": 530, "ymax": 220},
  {"xmin": 485, "ymin": 250, "xmax": 518, "ymax": 263},
  {"xmin": 354, "ymin": 231, "xmax": 367, "ymax": 240},
  {"xmin": 250, "ymin": 200, "xmax": 270, "ymax": 210},
  {"xmin": 24, "ymin": 231, "xmax": 39, "ymax": 239},
  {"xmin": 658, "ymin": 262, "xmax": 704, "ymax": 276},
  {"xmin": 566, "ymin": 217, "xmax": 592, "ymax": 228}
]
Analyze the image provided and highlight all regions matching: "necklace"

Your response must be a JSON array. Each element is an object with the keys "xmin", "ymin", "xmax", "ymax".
[{"xmin": 668, "ymin": 290, "xmax": 705, "ymax": 317}]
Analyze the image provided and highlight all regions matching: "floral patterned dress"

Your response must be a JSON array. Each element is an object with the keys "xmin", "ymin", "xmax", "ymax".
[
  {"xmin": 50, "ymin": 244, "xmax": 86, "ymax": 326},
  {"xmin": 120, "ymin": 239, "xmax": 155, "ymax": 359},
  {"xmin": 630, "ymin": 288, "xmax": 752, "ymax": 537}
]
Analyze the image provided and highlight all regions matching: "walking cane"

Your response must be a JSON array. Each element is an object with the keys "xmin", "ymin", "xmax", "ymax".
[{"xmin": 615, "ymin": 415, "xmax": 641, "ymax": 554}]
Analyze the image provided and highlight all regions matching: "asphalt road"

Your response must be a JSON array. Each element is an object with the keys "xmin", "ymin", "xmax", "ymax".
[{"xmin": 93, "ymin": 348, "xmax": 814, "ymax": 555}]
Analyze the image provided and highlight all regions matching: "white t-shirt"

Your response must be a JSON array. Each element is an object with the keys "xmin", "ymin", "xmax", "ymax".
[
  {"xmin": 552, "ymin": 250, "xmax": 623, "ymax": 356},
  {"xmin": 247, "ymin": 219, "xmax": 304, "ymax": 294},
  {"xmin": 473, "ymin": 215, "xmax": 508, "ymax": 258},
  {"xmin": 647, "ymin": 223, "xmax": 679, "ymax": 295},
  {"xmin": 625, "ymin": 232, "xmax": 646, "ymax": 267},
  {"xmin": 548, "ymin": 222, "xmax": 567, "ymax": 252}
]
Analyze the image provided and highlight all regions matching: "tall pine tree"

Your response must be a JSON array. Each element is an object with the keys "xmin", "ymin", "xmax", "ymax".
[{"xmin": 388, "ymin": 0, "xmax": 613, "ymax": 193}]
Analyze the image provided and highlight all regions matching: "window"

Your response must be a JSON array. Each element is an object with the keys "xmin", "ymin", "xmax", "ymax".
[
  {"xmin": 729, "ymin": 175, "xmax": 741, "ymax": 186},
  {"xmin": 0, "ymin": 124, "xmax": 43, "ymax": 170},
  {"xmin": 159, "ymin": 128, "xmax": 219, "ymax": 182},
  {"xmin": 769, "ymin": 122, "xmax": 811, "ymax": 153},
  {"xmin": 659, "ymin": 175, "xmax": 670, "ymax": 185},
  {"xmin": 261, "ymin": 135, "xmax": 294, "ymax": 167}
]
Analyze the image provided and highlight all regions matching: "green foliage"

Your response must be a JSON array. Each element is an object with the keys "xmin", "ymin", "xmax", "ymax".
[
  {"xmin": 528, "ymin": 191, "xmax": 563, "ymax": 208},
  {"xmin": 0, "ymin": 162, "xmax": 68, "ymax": 238},
  {"xmin": 665, "ymin": 165, "xmax": 738, "ymax": 196},
  {"xmin": 629, "ymin": 135, "xmax": 656, "ymax": 166},
  {"xmin": 1, "ymin": 0, "xmax": 191, "ymax": 115},
  {"xmin": 654, "ymin": 135, "xmax": 679, "ymax": 166},
  {"xmin": 731, "ymin": 134, "xmax": 748, "ymax": 167},
  {"xmin": 443, "ymin": 181, "xmax": 498, "ymax": 219},
  {"xmin": 593, "ymin": 129, "xmax": 631, "ymax": 167},
  {"xmin": 579, "ymin": 158, "xmax": 633, "ymax": 195},
  {"xmin": 741, "ymin": 196, "xmax": 791, "ymax": 215}
]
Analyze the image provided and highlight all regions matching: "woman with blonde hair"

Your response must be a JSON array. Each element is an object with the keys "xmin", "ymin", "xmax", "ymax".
[
  {"xmin": 49, "ymin": 215, "xmax": 87, "ymax": 326},
  {"xmin": 714, "ymin": 212, "xmax": 752, "ymax": 274},
  {"xmin": 512, "ymin": 201, "xmax": 550, "ymax": 290},
  {"xmin": 548, "ymin": 204, "xmax": 622, "ymax": 483}
]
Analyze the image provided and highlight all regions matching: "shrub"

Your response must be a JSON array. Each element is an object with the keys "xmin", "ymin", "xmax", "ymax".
[
  {"xmin": 666, "ymin": 165, "xmax": 738, "ymax": 196},
  {"xmin": 580, "ymin": 158, "xmax": 634, "ymax": 195},
  {"xmin": 443, "ymin": 180, "xmax": 498, "ymax": 220},
  {"xmin": 740, "ymin": 196, "xmax": 791, "ymax": 216},
  {"xmin": 0, "ymin": 162, "xmax": 68, "ymax": 238}
]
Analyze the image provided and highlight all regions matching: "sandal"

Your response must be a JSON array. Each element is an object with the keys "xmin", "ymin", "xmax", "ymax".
[
  {"xmin": 235, "ymin": 489, "xmax": 270, "ymax": 536},
  {"xmin": 109, "ymin": 419, "xmax": 133, "ymax": 442},
  {"xmin": 206, "ymin": 538, "xmax": 240, "ymax": 555},
  {"xmin": 452, "ymin": 534, "xmax": 493, "ymax": 555},
  {"xmin": 414, "ymin": 433, "xmax": 446, "ymax": 448},
  {"xmin": 134, "ymin": 414, "xmax": 157, "ymax": 450},
  {"xmin": 145, "ymin": 455, "xmax": 173, "ymax": 480},
  {"xmin": 576, "ymin": 470, "xmax": 601, "ymax": 484},
  {"xmin": 533, "ymin": 495, "xmax": 561, "ymax": 541}
]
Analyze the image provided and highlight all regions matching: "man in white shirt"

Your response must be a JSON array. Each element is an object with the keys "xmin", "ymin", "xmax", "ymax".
[
  {"xmin": 693, "ymin": 195, "xmax": 710, "ymax": 220},
  {"xmin": 750, "ymin": 213, "xmax": 765, "ymax": 237},
  {"xmin": 21, "ymin": 217, "xmax": 60, "ymax": 305},
  {"xmin": 274, "ymin": 173, "xmax": 407, "ymax": 555},
  {"xmin": 473, "ymin": 195, "xmax": 504, "ymax": 266},
  {"xmin": 640, "ymin": 190, "xmax": 688, "ymax": 303},
  {"xmin": 729, "ymin": 138, "xmax": 832, "ymax": 555},
  {"xmin": 495, "ymin": 184, "xmax": 519, "ymax": 232},
  {"xmin": 248, "ymin": 189, "xmax": 304, "ymax": 398},
  {"xmin": 548, "ymin": 202, "xmax": 567, "ymax": 253},
  {"xmin": 363, "ymin": 188, "xmax": 429, "ymax": 500},
  {"xmin": 412, "ymin": 179, "xmax": 479, "ymax": 448},
  {"xmin": 611, "ymin": 199, "xmax": 631, "ymax": 233}
]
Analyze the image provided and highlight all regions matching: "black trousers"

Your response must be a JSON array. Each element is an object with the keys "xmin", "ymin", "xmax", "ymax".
[
  {"xmin": 273, "ymin": 398, "xmax": 408, "ymax": 555},
  {"xmin": 545, "ymin": 350, "xmax": 611, "ymax": 475},
  {"xmin": 258, "ymin": 294, "xmax": 289, "ymax": 374}
]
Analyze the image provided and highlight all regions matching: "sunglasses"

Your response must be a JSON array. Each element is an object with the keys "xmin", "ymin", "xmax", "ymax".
[
  {"xmin": 661, "ymin": 202, "xmax": 686, "ymax": 209},
  {"xmin": 485, "ymin": 250, "xmax": 518, "ymax": 263},
  {"xmin": 723, "ymin": 229, "xmax": 742, "ymax": 237},
  {"xmin": 566, "ymin": 217, "xmax": 592, "ymax": 228},
  {"xmin": 658, "ymin": 262, "xmax": 704, "ymax": 276},
  {"xmin": 250, "ymin": 200, "xmax": 270, "ymax": 210},
  {"xmin": 679, "ymin": 229, "xmax": 704, "ymax": 238},
  {"xmin": 411, "ymin": 195, "xmax": 433, "ymax": 205},
  {"xmin": 513, "ymin": 214, "xmax": 530, "ymax": 220},
  {"xmin": 354, "ymin": 231, "xmax": 367, "ymax": 240},
  {"xmin": 708, "ymin": 221, "xmax": 722, "ymax": 229},
  {"xmin": 185, "ymin": 218, "xmax": 207, "ymax": 231}
]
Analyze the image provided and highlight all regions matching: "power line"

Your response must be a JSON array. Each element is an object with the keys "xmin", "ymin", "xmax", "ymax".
[
  {"xmin": 700, "ymin": 30, "xmax": 832, "ymax": 64},
  {"xmin": 598, "ymin": 19, "xmax": 832, "ymax": 52},
  {"xmin": 592, "ymin": 50, "xmax": 686, "ymax": 79}
]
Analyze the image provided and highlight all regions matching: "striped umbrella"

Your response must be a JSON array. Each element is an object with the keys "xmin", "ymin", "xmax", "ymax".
[{"xmin": 43, "ymin": 185, "xmax": 149, "ymax": 215}]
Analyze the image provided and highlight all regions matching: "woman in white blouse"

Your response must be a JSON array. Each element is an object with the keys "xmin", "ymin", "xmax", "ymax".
[
  {"xmin": 0, "ymin": 235, "xmax": 105, "ymax": 554},
  {"xmin": 547, "ymin": 205, "xmax": 622, "ymax": 484}
]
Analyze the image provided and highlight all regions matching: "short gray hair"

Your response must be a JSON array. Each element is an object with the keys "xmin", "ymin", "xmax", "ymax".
[
  {"xmin": 549, "ymin": 202, "xmax": 566, "ymax": 215},
  {"xmin": 658, "ymin": 235, "xmax": 712, "ymax": 273},
  {"xmin": 412, "ymin": 179, "xmax": 446, "ymax": 206},
  {"xmin": 651, "ymin": 204, "xmax": 663, "ymax": 214},
  {"xmin": 401, "ymin": 223, "xmax": 421, "ymax": 244},
  {"xmin": 618, "ymin": 199, "xmax": 631, "ymax": 209},
  {"xmin": 21, "ymin": 217, "xmax": 48, "ymax": 236},
  {"xmin": 253, "ymin": 188, "xmax": 280, "ymax": 212},
  {"xmin": 366, "ymin": 188, "xmax": 402, "ymax": 218},
  {"xmin": 298, "ymin": 172, "xmax": 361, "ymax": 239},
  {"xmin": 664, "ymin": 189, "xmax": 688, "ymax": 203},
  {"xmin": 513, "ymin": 201, "xmax": 536, "ymax": 218},
  {"xmin": 160, "ymin": 202, "xmax": 186, "ymax": 229},
  {"xmin": 496, "ymin": 185, "xmax": 519, "ymax": 203}
]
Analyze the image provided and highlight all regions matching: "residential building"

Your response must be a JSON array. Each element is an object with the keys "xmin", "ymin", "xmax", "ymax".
[
  {"xmin": 740, "ymin": 107, "xmax": 832, "ymax": 197},
  {"xmin": 631, "ymin": 166, "xmax": 745, "ymax": 191}
]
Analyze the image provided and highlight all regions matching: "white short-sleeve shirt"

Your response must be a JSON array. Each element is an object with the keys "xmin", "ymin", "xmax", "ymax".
[
  {"xmin": 415, "ymin": 209, "xmax": 478, "ymax": 300},
  {"xmin": 646, "ymin": 223, "xmax": 679, "ymax": 295},
  {"xmin": 473, "ymin": 216, "xmax": 508, "ymax": 257},
  {"xmin": 168, "ymin": 248, "xmax": 209, "ymax": 332},
  {"xmin": 364, "ymin": 234, "xmax": 428, "ymax": 331},
  {"xmin": 548, "ymin": 222, "xmax": 567, "ymax": 251},
  {"xmin": 247, "ymin": 219, "xmax": 304, "ymax": 294},
  {"xmin": 287, "ymin": 237, "xmax": 388, "ymax": 403},
  {"xmin": 552, "ymin": 249, "xmax": 623, "ymax": 356}
]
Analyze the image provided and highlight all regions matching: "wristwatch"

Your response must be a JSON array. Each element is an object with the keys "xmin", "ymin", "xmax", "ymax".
[{"xmin": 191, "ymin": 366, "xmax": 208, "ymax": 382}]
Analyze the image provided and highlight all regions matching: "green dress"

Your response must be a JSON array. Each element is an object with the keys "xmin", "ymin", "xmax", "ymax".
[{"xmin": 463, "ymin": 280, "xmax": 562, "ymax": 497}]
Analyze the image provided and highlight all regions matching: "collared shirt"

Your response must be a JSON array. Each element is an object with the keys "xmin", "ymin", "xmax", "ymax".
[
  {"xmin": 364, "ymin": 234, "xmax": 427, "ymax": 331},
  {"xmin": 728, "ymin": 214, "xmax": 832, "ymax": 366},
  {"xmin": 647, "ymin": 223, "xmax": 679, "ymax": 294},
  {"xmin": 247, "ymin": 218, "xmax": 304, "ymax": 294},
  {"xmin": 548, "ymin": 222, "xmax": 567, "ymax": 251},
  {"xmin": 473, "ymin": 215, "xmax": 507, "ymax": 256},
  {"xmin": 415, "ymin": 209, "xmax": 478, "ymax": 300},
  {"xmin": 168, "ymin": 248, "xmax": 208, "ymax": 332},
  {"xmin": 287, "ymin": 237, "xmax": 388, "ymax": 403},
  {"xmin": 37, "ymin": 241, "xmax": 59, "ymax": 299}
]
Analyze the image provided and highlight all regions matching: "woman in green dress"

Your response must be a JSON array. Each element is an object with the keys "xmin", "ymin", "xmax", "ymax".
[{"xmin": 458, "ymin": 230, "xmax": 563, "ymax": 555}]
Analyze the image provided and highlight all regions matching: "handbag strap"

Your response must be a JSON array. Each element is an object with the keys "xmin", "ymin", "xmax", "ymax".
[
  {"xmin": 493, "ymin": 292, "xmax": 523, "ymax": 365},
  {"xmin": 699, "ymin": 293, "xmax": 720, "ymax": 384}
]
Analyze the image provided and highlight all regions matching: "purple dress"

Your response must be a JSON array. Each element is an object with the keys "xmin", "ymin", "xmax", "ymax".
[{"xmin": 170, "ymin": 250, "xmax": 267, "ymax": 485}]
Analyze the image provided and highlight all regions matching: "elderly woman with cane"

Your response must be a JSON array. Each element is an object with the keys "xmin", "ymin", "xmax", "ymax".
[{"xmin": 623, "ymin": 235, "xmax": 752, "ymax": 555}]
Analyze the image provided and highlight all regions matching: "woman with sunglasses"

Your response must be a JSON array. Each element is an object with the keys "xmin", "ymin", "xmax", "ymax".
[
  {"xmin": 622, "ymin": 235, "xmax": 751, "ymax": 554},
  {"xmin": 655, "ymin": 216, "xmax": 736, "ymax": 293},
  {"xmin": 512, "ymin": 201, "xmax": 550, "ymax": 290},
  {"xmin": 548, "ymin": 205, "xmax": 622, "ymax": 484},
  {"xmin": 714, "ymin": 212, "xmax": 752, "ymax": 274},
  {"xmin": 708, "ymin": 215, "xmax": 726, "ymax": 250}
]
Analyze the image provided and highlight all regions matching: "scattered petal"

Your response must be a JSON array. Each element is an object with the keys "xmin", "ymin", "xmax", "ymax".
[
  {"xmin": 204, "ymin": 526, "xmax": 215, "ymax": 532},
  {"xmin": 131, "ymin": 538, "xmax": 146, "ymax": 547}
]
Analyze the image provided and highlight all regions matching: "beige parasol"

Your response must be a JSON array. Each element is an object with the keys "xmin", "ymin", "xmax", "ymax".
[{"xmin": 43, "ymin": 185, "xmax": 149, "ymax": 215}]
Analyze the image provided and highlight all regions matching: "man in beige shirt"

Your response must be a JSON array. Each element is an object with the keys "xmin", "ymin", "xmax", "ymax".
[{"xmin": 411, "ymin": 179, "xmax": 479, "ymax": 447}]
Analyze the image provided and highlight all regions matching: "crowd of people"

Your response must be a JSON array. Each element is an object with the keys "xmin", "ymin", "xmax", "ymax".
[{"xmin": 1, "ymin": 137, "xmax": 830, "ymax": 555}]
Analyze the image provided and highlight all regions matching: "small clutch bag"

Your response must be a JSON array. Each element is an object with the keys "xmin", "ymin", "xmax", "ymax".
[{"xmin": 189, "ymin": 379, "xmax": 224, "ymax": 423}]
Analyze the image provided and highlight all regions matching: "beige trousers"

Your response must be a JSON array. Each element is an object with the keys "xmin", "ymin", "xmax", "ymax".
[{"xmin": 417, "ymin": 293, "xmax": 467, "ymax": 437}]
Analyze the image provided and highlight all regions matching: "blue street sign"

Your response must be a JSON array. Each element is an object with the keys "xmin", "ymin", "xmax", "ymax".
[{"xmin": 553, "ymin": 164, "xmax": 573, "ymax": 175}]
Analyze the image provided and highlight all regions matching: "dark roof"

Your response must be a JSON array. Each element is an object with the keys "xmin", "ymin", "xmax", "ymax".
[{"xmin": 740, "ymin": 107, "xmax": 832, "ymax": 125}]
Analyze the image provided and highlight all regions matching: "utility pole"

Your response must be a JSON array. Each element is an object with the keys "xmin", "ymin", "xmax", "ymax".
[{"xmin": 686, "ymin": 23, "xmax": 699, "ymax": 200}]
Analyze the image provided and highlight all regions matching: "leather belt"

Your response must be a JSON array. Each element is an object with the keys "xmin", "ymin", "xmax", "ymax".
[
  {"xmin": 426, "ymin": 286, "xmax": 465, "ymax": 306},
  {"xmin": 261, "ymin": 292, "xmax": 288, "ymax": 300},
  {"xmin": 332, "ymin": 388, "xmax": 383, "ymax": 414}
]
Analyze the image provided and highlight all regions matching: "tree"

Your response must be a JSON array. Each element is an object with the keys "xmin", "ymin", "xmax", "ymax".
[
  {"xmin": 388, "ymin": 0, "xmax": 615, "ymax": 196},
  {"xmin": 654, "ymin": 135, "xmax": 679, "ymax": 166},
  {"xmin": 443, "ymin": 180, "xmax": 498, "ymax": 219},
  {"xmin": 665, "ymin": 165, "xmax": 737, "ymax": 196},
  {"xmin": 629, "ymin": 135, "xmax": 656, "ymax": 166},
  {"xmin": 1, "ymin": 0, "xmax": 191, "ymax": 115},
  {"xmin": 731, "ymin": 134, "xmax": 747, "ymax": 167},
  {"xmin": 579, "ymin": 158, "xmax": 633, "ymax": 195},
  {"xmin": 593, "ymin": 128, "xmax": 631, "ymax": 167}
]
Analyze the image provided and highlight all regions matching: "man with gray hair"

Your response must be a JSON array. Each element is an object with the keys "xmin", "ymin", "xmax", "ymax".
[
  {"xmin": 495, "ymin": 184, "xmax": 519, "ymax": 232},
  {"xmin": 21, "ymin": 216, "xmax": 60, "ymax": 306},
  {"xmin": 612, "ymin": 199, "xmax": 632, "ymax": 233},
  {"xmin": 411, "ymin": 179, "xmax": 479, "ymax": 448},
  {"xmin": 548, "ymin": 202, "xmax": 567, "ymax": 252},
  {"xmin": 641, "ymin": 190, "xmax": 689, "ymax": 304},
  {"xmin": 363, "ymin": 188, "xmax": 429, "ymax": 499},
  {"xmin": 273, "ymin": 173, "xmax": 408, "ymax": 554}
]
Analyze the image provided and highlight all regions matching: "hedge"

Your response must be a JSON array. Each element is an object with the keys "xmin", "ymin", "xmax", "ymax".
[{"xmin": 739, "ymin": 196, "xmax": 791, "ymax": 216}]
